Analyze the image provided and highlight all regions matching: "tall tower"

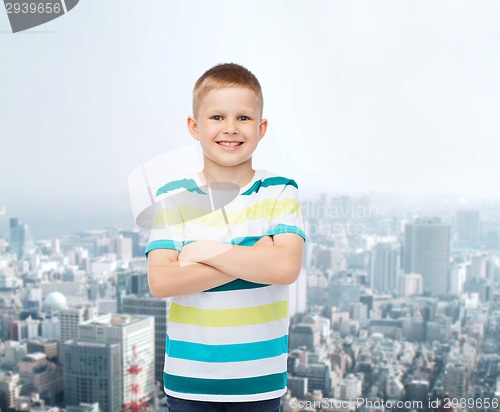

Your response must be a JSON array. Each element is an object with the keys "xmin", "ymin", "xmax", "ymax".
[
  {"xmin": 369, "ymin": 242, "xmax": 400, "ymax": 293},
  {"xmin": 456, "ymin": 210, "xmax": 480, "ymax": 247},
  {"xmin": 404, "ymin": 217, "xmax": 450, "ymax": 296},
  {"xmin": 9, "ymin": 218, "xmax": 26, "ymax": 259},
  {"xmin": 79, "ymin": 313, "xmax": 155, "ymax": 406},
  {"xmin": 444, "ymin": 361, "xmax": 468, "ymax": 398},
  {"xmin": 122, "ymin": 295, "xmax": 169, "ymax": 385},
  {"xmin": 63, "ymin": 340, "xmax": 122, "ymax": 412},
  {"xmin": 60, "ymin": 304, "xmax": 97, "ymax": 364}
]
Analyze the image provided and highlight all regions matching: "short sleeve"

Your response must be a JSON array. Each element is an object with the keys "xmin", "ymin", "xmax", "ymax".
[
  {"xmin": 144, "ymin": 192, "xmax": 185, "ymax": 257},
  {"xmin": 265, "ymin": 180, "xmax": 306, "ymax": 242}
]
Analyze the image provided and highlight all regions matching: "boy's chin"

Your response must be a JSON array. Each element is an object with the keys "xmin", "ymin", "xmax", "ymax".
[{"xmin": 204, "ymin": 156, "xmax": 254, "ymax": 169}]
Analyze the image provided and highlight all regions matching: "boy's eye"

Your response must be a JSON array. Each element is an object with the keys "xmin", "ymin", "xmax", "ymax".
[
  {"xmin": 239, "ymin": 116, "xmax": 250, "ymax": 121},
  {"xmin": 211, "ymin": 115, "xmax": 223, "ymax": 120}
]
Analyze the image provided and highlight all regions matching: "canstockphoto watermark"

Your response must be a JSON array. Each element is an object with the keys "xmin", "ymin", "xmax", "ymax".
[
  {"xmin": 289, "ymin": 398, "xmax": 425, "ymax": 410},
  {"xmin": 3, "ymin": 0, "xmax": 79, "ymax": 33}
]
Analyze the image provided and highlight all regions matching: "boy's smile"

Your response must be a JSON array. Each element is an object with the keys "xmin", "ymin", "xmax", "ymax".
[{"xmin": 188, "ymin": 87, "xmax": 268, "ymax": 175}]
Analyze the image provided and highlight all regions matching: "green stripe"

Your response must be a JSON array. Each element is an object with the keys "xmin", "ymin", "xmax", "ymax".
[
  {"xmin": 169, "ymin": 301, "xmax": 288, "ymax": 327},
  {"xmin": 205, "ymin": 279, "xmax": 269, "ymax": 292},
  {"xmin": 241, "ymin": 177, "xmax": 298, "ymax": 196},
  {"xmin": 145, "ymin": 240, "xmax": 182, "ymax": 257},
  {"xmin": 166, "ymin": 335, "xmax": 288, "ymax": 362},
  {"xmin": 265, "ymin": 224, "xmax": 306, "ymax": 241},
  {"xmin": 156, "ymin": 178, "xmax": 206, "ymax": 196},
  {"xmin": 164, "ymin": 372, "xmax": 287, "ymax": 395}
]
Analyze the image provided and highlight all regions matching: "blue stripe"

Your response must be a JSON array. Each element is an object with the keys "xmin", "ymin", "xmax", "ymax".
[
  {"xmin": 184, "ymin": 236, "xmax": 261, "ymax": 247},
  {"xmin": 204, "ymin": 279, "xmax": 269, "ymax": 292},
  {"xmin": 166, "ymin": 335, "xmax": 288, "ymax": 362},
  {"xmin": 230, "ymin": 236, "xmax": 262, "ymax": 246},
  {"xmin": 156, "ymin": 178, "xmax": 207, "ymax": 196},
  {"xmin": 241, "ymin": 177, "xmax": 298, "ymax": 196},
  {"xmin": 164, "ymin": 372, "xmax": 287, "ymax": 395},
  {"xmin": 145, "ymin": 240, "xmax": 183, "ymax": 257},
  {"xmin": 265, "ymin": 224, "xmax": 306, "ymax": 241}
]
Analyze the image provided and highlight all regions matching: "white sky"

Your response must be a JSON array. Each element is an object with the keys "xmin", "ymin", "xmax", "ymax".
[{"xmin": 1, "ymin": 1, "xmax": 500, "ymax": 235}]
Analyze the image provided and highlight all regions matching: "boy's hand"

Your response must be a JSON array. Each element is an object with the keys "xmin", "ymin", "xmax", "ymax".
[
  {"xmin": 253, "ymin": 235, "xmax": 274, "ymax": 247},
  {"xmin": 178, "ymin": 237, "xmax": 274, "ymax": 266}
]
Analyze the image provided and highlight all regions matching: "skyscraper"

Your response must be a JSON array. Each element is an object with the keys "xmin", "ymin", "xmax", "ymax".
[
  {"xmin": 456, "ymin": 210, "xmax": 480, "ymax": 247},
  {"xmin": 63, "ymin": 340, "xmax": 122, "ymax": 412},
  {"xmin": 329, "ymin": 279, "xmax": 360, "ymax": 310},
  {"xmin": 60, "ymin": 305, "xmax": 97, "ymax": 364},
  {"xmin": 122, "ymin": 295, "xmax": 169, "ymax": 385},
  {"xmin": 444, "ymin": 361, "xmax": 468, "ymax": 398},
  {"xmin": 79, "ymin": 313, "xmax": 155, "ymax": 406},
  {"xmin": 9, "ymin": 218, "xmax": 26, "ymax": 259},
  {"xmin": 404, "ymin": 217, "xmax": 451, "ymax": 296},
  {"xmin": 398, "ymin": 273, "xmax": 423, "ymax": 297},
  {"xmin": 369, "ymin": 242, "xmax": 400, "ymax": 293}
]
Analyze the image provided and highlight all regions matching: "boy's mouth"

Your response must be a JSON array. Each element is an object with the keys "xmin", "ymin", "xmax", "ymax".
[{"xmin": 216, "ymin": 141, "xmax": 244, "ymax": 147}]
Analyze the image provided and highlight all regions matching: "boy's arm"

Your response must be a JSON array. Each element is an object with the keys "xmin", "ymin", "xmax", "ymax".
[
  {"xmin": 147, "ymin": 248, "xmax": 235, "ymax": 298},
  {"xmin": 147, "ymin": 235, "xmax": 276, "ymax": 298},
  {"xmin": 178, "ymin": 233, "xmax": 304, "ymax": 286}
]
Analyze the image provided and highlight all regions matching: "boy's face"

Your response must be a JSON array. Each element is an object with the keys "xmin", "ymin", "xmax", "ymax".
[{"xmin": 187, "ymin": 87, "xmax": 267, "ymax": 171}]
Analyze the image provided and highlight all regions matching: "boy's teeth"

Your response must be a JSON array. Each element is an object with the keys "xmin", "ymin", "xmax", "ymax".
[{"xmin": 218, "ymin": 142, "xmax": 241, "ymax": 147}]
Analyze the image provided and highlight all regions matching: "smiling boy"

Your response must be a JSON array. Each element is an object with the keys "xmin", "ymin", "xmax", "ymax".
[{"xmin": 146, "ymin": 63, "xmax": 306, "ymax": 411}]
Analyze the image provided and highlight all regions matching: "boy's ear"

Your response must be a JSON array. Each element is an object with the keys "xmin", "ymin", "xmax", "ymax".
[
  {"xmin": 187, "ymin": 116, "xmax": 199, "ymax": 141},
  {"xmin": 258, "ymin": 118, "xmax": 268, "ymax": 141}
]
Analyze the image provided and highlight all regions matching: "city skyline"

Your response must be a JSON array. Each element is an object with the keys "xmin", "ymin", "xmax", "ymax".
[
  {"xmin": 2, "ymin": 1, "xmax": 500, "ymax": 238},
  {"xmin": 0, "ymin": 189, "xmax": 498, "ymax": 411}
]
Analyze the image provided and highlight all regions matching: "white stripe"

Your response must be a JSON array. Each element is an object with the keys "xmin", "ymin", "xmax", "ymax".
[
  {"xmin": 166, "ymin": 319, "xmax": 289, "ymax": 344},
  {"xmin": 172, "ymin": 284, "xmax": 288, "ymax": 310},
  {"xmin": 163, "ymin": 353, "xmax": 287, "ymax": 379},
  {"xmin": 164, "ymin": 388, "xmax": 286, "ymax": 402},
  {"xmin": 183, "ymin": 217, "xmax": 273, "ymax": 240}
]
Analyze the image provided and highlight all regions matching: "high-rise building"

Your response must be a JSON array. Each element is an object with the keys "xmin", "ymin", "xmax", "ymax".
[
  {"xmin": 334, "ymin": 373, "xmax": 363, "ymax": 400},
  {"xmin": 456, "ymin": 210, "xmax": 480, "ymax": 247},
  {"xmin": 289, "ymin": 323, "xmax": 320, "ymax": 351},
  {"xmin": 369, "ymin": 242, "xmax": 400, "ymax": 293},
  {"xmin": 19, "ymin": 352, "xmax": 63, "ymax": 404},
  {"xmin": 119, "ymin": 230, "xmax": 143, "ymax": 258},
  {"xmin": 398, "ymin": 273, "xmax": 423, "ymax": 297},
  {"xmin": 115, "ymin": 270, "xmax": 150, "ymax": 313},
  {"xmin": 110, "ymin": 235, "xmax": 133, "ymax": 260},
  {"xmin": 449, "ymin": 260, "xmax": 466, "ymax": 295},
  {"xmin": 289, "ymin": 268, "xmax": 307, "ymax": 317},
  {"xmin": 329, "ymin": 279, "xmax": 360, "ymax": 310},
  {"xmin": 79, "ymin": 313, "xmax": 155, "ymax": 406},
  {"xmin": 0, "ymin": 371, "xmax": 22, "ymax": 412},
  {"xmin": 60, "ymin": 305, "xmax": 97, "ymax": 364},
  {"xmin": 122, "ymin": 295, "xmax": 169, "ymax": 385},
  {"xmin": 406, "ymin": 379, "xmax": 429, "ymax": 403},
  {"xmin": 9, "ymin": 218, "xmax": 26, "ymax": 259},
  {"xmin": 444, "ymin": 361, "xmax": 468, "ymax": 398},
  {"xmin": 404, "ymin": 217, "xmax": 451, "ymax": 296},
  {"xmin": 63, "ymin": 340, "xmax": 122, "ymax": 412}
]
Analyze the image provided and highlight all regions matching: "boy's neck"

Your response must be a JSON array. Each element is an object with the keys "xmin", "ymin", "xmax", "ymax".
[{"xmin": 198, "ymin": 161, "xmax": 256, "ymax": 189}]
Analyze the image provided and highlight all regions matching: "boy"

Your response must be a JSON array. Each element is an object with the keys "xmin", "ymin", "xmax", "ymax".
[{"xmin": 146, "ymin": 63, "xmax": 306, "ymax": 411}]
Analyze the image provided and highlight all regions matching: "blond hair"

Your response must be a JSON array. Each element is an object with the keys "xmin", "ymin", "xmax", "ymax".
[{"xmin": 193, "ymin": 63, "xmax": 263, "ymax": 118}]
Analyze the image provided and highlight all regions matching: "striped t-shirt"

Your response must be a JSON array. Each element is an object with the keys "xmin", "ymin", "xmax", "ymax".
[{"xmin": 145, "ymin": 169, "xmax": 306, "ymax": 402}]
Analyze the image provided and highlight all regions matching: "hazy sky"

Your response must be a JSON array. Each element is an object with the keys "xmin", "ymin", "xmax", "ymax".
[{"xmin": 1, "ymin": 1, "xmax": 500, "ymax": 237}]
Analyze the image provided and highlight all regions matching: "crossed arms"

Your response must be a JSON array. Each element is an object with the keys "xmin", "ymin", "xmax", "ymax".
[{"xmin": 147, "ymin": 233, "xmax": 304, "ymax": 298}]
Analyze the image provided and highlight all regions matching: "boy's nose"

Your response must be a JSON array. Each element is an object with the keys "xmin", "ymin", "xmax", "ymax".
[{"xmin": 224, "ymin": 122, "xmax": 238, "ymax": 135}]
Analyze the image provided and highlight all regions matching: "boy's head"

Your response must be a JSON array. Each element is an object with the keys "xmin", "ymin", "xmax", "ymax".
[{"xmin": 192, "ymin": 63, "xmax": 264, "ymax": 119}]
